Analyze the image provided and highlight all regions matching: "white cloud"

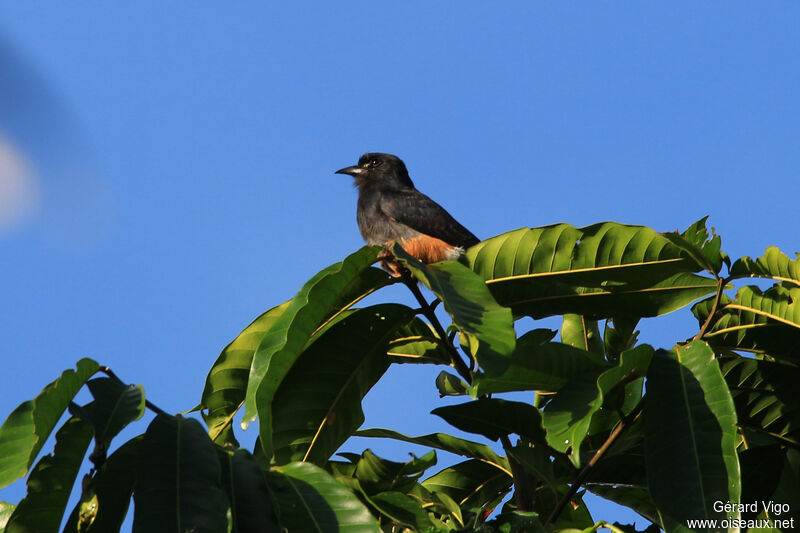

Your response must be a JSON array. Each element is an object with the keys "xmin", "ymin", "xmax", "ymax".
[{"xmin": 0, "ymin": 134, "xmax": 39, "ymax": 234}]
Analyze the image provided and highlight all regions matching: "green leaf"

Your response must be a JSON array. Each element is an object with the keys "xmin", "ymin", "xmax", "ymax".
[
  {"xmin": 432, "ymin": 398, "xmax": 546, "ymax": 444},
  {"xmin": 218, "ymin": 448, "xmax": 281, "ymax": 532},
  {"xmin": 247, "ymin": 247, "xmax": 391, "ymax": 458},
  {"xmin": 0, "ymin": 358, "xmax": 99, "ymax": 489},
  {"xmin": 203, "ymin": 300, "xmax": 292, "ymax": 445},
  {"xmin": 355, "ymin": 428, "xmax": 510, "ymax": 474},
  {"xmin": 643, "ymin": 341, "xmax": 740, "ymax": 531},
  {"xmin": 661, "ymin": 216, "xmax": 724, "ymax": 275},
  {"xmin": 0, "ymin": 502, "xmax": 13, "ymax": 532},
  {"xmin": 393, "ymin": 244, "xmax": 517, "ymax": 375},
  {"xmin": 739, "ymin": 445, "xmax": 785, "ymax": 517},
  {"xmin": 603, "ymin": 316, "xmax": 639, "ymax": 361},
  {"xmin": 366, "ymin": 491, "xmax": 433, "ymax": 530},
  {"xmin": 720, "ymin": 357, "xmax": 800, "ymax": 446},
  {"xmin": 270, "ymin": 304, "xmax": 413, "ymax": 465},
  {"xmin": 267, "ymin": 461, "xmax": 380, "ymax": 532},
  {"xmin": 731, "ymin": 246, "xmax": 800, "ymax": 286},
  {"xmin": 350, "ymin": 449, "xmax": 436, "ymax": 495},
  {"xmin": 435, "ymin": 371, "xmax": 469, "ymax": 397},
  {"xmin": 561, "ymin": 314, "xmax": 604, "ymax": 356},
  {"xmin": 470, "ymin": 330, "xmax": 603, "ymax": 396},
  {"xmin": 77, "ymin": 378, "xmax": 145, "ymax": 450},
  {"xmin": 386, "ymin": 318, "xmax": 451, "ymax": 365},
  {"xmin": 421, "ymin": 459, "xmax": 512, "ymax": 512},
  {"xmin": 465, "ymin": 223, "xmax": 716, "ymax": 320},
  {"xmin": 133, "ymin": 415, "xmax": 228, "ymax": 533},
  {"xmin": 542, "ymin": 346, "xmax": 652, "ymax": 467},
  {"xmin": 5, "ymin": 417, "xmax": 92, "ymax": 533},
  {"xmin": 695, "ymin": 283, "xmax": 800, "ymax": 361}
]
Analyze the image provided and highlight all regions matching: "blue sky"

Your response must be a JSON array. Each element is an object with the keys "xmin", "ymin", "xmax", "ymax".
[{"xmin": 1, "ymin": 2, "xmax": 798, "ymax": 527}]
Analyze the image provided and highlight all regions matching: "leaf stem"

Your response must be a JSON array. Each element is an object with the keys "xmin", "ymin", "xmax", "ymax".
[
  {"xmin": 544, "ymin": 398, "xmax": 645, "ymax": 527},
  {"xmin": 694, "ymin": 276, "xmax": 730, "ymax": 341},
  {"xmin": 401, "ymin": 274, "xmax": 473, "ymax": 385},
  {"xmin": 99, "ymin": 366, "xmax": 169, "ymax": 417}
]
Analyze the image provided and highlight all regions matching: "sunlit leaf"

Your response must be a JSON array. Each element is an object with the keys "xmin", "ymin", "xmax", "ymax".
[
  {"xmin": 0, "ymin": 358, "xmax": 99, "ymax": 489},
  {"xmin": 465, "ymin": 223, "xmax": 716, "ymax": 319},
  {"xmin": 435, "ymin": 371, "xmax": 469, "ymax": 397},
  {"xmin": 695, "ymin": 283, "xmax": 800, "ymax": 362},
  {"xmin": 561, "ymin": 314, "xmax": 603, "ymax": 355},
  {"xmin": 731, "ymin": 246, "xmax": 800, "ymax": 286},
  {"xmin": 643, "ymin": 341, "xmax": 740, "ymax": 532}
]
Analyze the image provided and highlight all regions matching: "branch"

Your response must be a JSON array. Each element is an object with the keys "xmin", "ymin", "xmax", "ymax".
[
  {"xmin": 400, "ymin": 273, "xmax": 473, "ymax": 385},
  {"xmin": 100, "ymin": 366, "xmax": 169, "ymax": 417},
  {"xmin": 545, "ymin": 398, "xmax": 645, "ymax": 527}
]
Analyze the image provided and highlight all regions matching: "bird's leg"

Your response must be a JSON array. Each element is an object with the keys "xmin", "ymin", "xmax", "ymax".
[{"xmin": 377, "ymin": 248, "xmax": 405, "ymax": 278}]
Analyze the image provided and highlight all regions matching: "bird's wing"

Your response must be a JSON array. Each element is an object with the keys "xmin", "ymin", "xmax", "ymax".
[{"xmin": 380, "ymin": 189, "xmax": 479, "ymax": 248}]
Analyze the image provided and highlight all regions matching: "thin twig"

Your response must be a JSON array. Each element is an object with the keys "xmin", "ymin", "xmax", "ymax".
[
  {"xmin": 100, "ymin": 366, "xmax": 169, "ymax": 417},
  {"xmin": 694, "ymin": 276, "xmax": 730, "ymax": 341},
  {"xmin": 545, "ymin": 399, "xmax": 646, "ymax": 527},
  {"xmin": 400, "ymin": 274, "xmax": 473, "ymax": 385}
]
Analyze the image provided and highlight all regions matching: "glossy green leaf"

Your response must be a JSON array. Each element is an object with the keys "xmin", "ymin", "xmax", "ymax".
[
  {"xmin": 0, "ymin": 358, "xmax": 99, "ymax": 489},
  {"xmin": 661, "ymin": 216, "xmax": 724, "ymax": 275},
  {"xmin": 267, "ymin": 461, "xmax": 380, "ymax": 532},
  {"xmin": 603, "ymin": 316, "xmax": 639, "ymax": 361},
  {"xmin": 203, "ymin": 300, "xmax": 292, "ymax": 445},
  {"xmin": 561, "ymin": 314, "xmax": 603, "ymax": 356},
  {"xmin": 731, "ymin": 246, "xmax": 800, "ymax": 285},
  {"xmin": 271, "ymin": 304, "xmax": 414, "ymax": 464},
  {"xmin": 0, "ymin": 502, "xmax": 13, "ymax": 532},
  {"xmin": 6, "ymin": 417, "xmax": 93, "ymax": 533},
  {"xmin": 421, "ymin": 459, "xmax": 512, "ymax": 512},
  {"xmin": 393, "ymin": 244, "xmax": 516, "ymax": 375},
  {"xmin": 76, "ymin": 378, "xmax": 145, "ymax": 450},
  {"xmin": 470, "ymin": 330, "xmax": 603, "ymax": 396},
  {"xmin": 720, "ymin": 357, "xmax": 800, "ymax": 446},
  {"xmin": 133, "ymin": 415, "xmax": 228, "ymax": 533},
  {"xmin": 643, "ymin": 341, "xmax": 740, "ymax": 531},
  {"xmin": 247, "ymin": 247, "xmax": 390, "ymax": 457},
  {"xmin": 695, "ymin": 283, "xmax": 800, "ymax": 361},
  {"xmin": 465, "ymin": 223, "xmax": 715, "ymax": 319},
  {"xmin": 218, "ymin": 448, "xmax": 281, "ymax": 532},
  {"xmin": 432, "ymin": 398, "xmax": 546, "ymax": 444},
  {"xmin": 355, "ymin": 428, "xmax": 510, "ymax": 474}
]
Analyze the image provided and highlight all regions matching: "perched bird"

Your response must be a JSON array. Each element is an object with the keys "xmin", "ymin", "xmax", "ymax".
[{"xmin": 336, "ymin": 153, "xmax": 479, "ymax": 276}]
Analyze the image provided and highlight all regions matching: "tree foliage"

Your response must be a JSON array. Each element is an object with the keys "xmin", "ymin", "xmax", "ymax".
[{"xmin": 1, "ymin": 218, "xmax": 798, "ymax": 532}]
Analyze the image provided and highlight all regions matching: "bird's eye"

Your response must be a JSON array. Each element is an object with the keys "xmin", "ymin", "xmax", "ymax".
[{"xmin": 370, "ymin": 159, "xmax": 381, "ymax": 167}]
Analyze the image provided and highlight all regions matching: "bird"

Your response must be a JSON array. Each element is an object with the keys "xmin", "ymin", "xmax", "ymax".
[{"xmin": 336, "ymin": 153, "xmax": 479, "ymax": 276}]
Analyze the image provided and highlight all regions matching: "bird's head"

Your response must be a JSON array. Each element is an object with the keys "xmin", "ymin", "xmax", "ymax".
[{"xmin": 335, "ymin": 153, "xmax": 415, "ymax": 189}]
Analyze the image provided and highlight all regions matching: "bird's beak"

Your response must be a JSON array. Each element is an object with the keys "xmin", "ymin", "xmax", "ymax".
[{"xmin": 335, "ymin": 165, "xmax": 364, "ymax": 177}]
